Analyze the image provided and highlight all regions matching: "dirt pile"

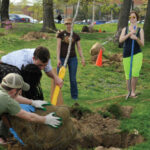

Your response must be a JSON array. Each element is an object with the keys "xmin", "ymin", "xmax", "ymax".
[
  {"xmin": 102, "ymin": 54, "xmax": 122, "ymax": 67},
  {"xmin": 120, "ymin": 106, "xmax": 133, "ymax": 118},
  {"xmin": 9, "ymin": 105, "xmax": 76, "ymax": 150},
  {"xmin": 69, "ymin": 102, "xmax": 92, "ymax": 120},
  {"xmin": 7, "ymin": 104, "xmax": 144, "ymax": 150},
  {"xmin": 81, "ymin": 25, "xmax": 99, "ymax": 33},
  {"xmin": 90, "ymin": 42, "xmax": 105, "ymax": 62},
  {"xmin": 21, "ymin": 32, "xmax": 50, "ymax": 41},
  {"xmin": 90, "ymin": 43, "xmax": 122, "ymax": 68},
  {"xmin": 72, "ymin": 113, "xmax": 144, "ymax": 149},
  {"xmin": 72, "ymin": 113, "xmax": 120, "ymax": 148}
]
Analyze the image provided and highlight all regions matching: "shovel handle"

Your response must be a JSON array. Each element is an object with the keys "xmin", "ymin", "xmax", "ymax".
[
  {"xmin": 126, "ymin": 26, "xmax": 136, "ymax": 100},
  {"xmin": 51, "ymin": 66, "xmax": 66, "ymax": 105}
]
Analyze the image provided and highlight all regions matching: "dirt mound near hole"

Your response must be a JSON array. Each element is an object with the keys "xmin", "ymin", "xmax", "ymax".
[
  {"xmin": 90, "ymin": 42, "xmax": 105, "ymax": 56},
  {"xmin": 89, "ymin": 42, "xmax": 122, "ymax": 65},
  {"xmin": 7, "ymin": 104, "xmax": 144, "ymax": 150},
  {"xmin": 90, "ymin": 50, "xmax": 123, "ymax": 70},
  {"xmin": 9, "ymin": 105, "xmax": 76, "ymax": 150},
  {"xmin": 81, "ymin": 25, "xmax": 99, "ymax": 33},
  {"xmin": 21, "ymin": 32, "xmax": 50, "ymax": 41},
  {"xmin": 69, "ymin": 103, "xmax": 92, "ymax": 120},
  {"xmin": 72, "ymin": 113, "xmax": 144, "ymax": 149},
  {"xmin": 73, "ymin": 113, "xmax": 120, "ymax": 148}
]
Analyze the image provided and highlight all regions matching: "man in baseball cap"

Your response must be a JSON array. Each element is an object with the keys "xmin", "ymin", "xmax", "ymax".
[
  {"xmin": 1, "ymin": 73, "xmax": 30, "ymax": 91},
  {"xmin": 0, "ymin": 73, "xmax": 62, "ymax": 144}
]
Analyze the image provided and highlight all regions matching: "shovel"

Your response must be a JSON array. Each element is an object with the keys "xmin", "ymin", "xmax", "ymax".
[
  {"xmin": 1, "ymin": 115, "xmax": 24, "ymax": 146},
  {"xmin": 126, "ymin": 26, "xmax": 136, "ymax": 100}
]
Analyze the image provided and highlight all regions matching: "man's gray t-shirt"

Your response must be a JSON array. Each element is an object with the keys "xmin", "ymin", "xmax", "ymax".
[{"xmin": 1, "ymin": 48, "xmax": 52, "ymax": 73}]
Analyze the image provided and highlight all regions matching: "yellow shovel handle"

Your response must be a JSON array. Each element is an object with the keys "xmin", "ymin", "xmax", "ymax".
[
  {"xmin": 51, "ymin": 85, "xmax": 60, "ymax": 105},
  {"xmin": 51, "ymin": 66, "xmax": 66, "ymax": 105}
]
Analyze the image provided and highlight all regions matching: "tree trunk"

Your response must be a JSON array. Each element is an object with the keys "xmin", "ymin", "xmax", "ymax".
[
  {"xmin": 0, "ymin": 0, "xmax": 2, "ymax": 16},
  {"xmin": 115, "ymin": 0, "xmax": 132, "ymax": 41},
  {"xmin": 131, "ymin": 0, "xmax": 134, "ymax": 10},
  {"xmin": 1, "ymin": 0, "xmax": 9, "ymax": 28},
  {"xmin": 144, "ymin": 0, "xmax": 150, "ymax": 41},
  {"xmin": 41, "ymin": 0, "xmax": 56, "ymax": 33}
]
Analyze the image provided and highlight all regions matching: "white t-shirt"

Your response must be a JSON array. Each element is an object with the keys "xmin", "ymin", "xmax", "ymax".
[{"xmin": 1, "ymin": 48, "xmax": 52, "ymax": 72}]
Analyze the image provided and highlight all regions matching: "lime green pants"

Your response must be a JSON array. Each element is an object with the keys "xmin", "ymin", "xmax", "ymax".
[{"xmin": 123, "ymin": 52, "xmax": 143, "ymax": 80}]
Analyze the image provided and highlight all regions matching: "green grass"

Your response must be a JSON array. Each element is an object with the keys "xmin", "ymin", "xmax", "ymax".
[{"xmin": 0, "ymin": 23, "xmax": 150, "ymax": 150}]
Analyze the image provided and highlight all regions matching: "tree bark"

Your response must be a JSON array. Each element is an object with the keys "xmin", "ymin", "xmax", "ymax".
[
  {"xmin": 115, "ymin": 0, "xmax": 132, "ymax": 41},
  {"xmin": 0, "ymin": 0, "xmax": 2, "ymax": 16},
  {"xmin": 1, "ymin": 0, "xmax": 9, "ymax": 28},
  {"xmin": 41, "ymin": 0, "xmax": 56, "ymax": 33},
  {"xmin": 144, "ymin": 0, "xmax": 150, "ymax": 41}
]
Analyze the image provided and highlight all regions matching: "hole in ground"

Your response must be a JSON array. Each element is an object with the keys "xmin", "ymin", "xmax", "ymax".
[{"xmin": 70, "ymin": 104, "xmax": 144, "ymax": 149}]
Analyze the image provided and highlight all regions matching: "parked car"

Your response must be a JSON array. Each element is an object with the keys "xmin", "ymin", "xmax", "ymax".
[
  {"xmin": 39, "ymin": 20, "xmax": 43, "ymax": 24},
  {"xmin": 139, "ymin": 20, "xmax": 144, "ymax": 24},
  {"xmin": 82, "ymin": 19, "xmax": 92, "ymax": 25},
  {"xmin": 94, "ymin": 20, "xmax": 106, "ymax": 25},
  {"xmin": 20, "ymin": 15, "xmax": 38, "ymax": 23},
  {"xmin": 40, "ymin": 19, "xmax": 64, "ymax": 24},
  {"xmin": 106, "ymin": 19, "xmax": 118, "ymax": 24},
  {"xmin": 74, "ymin": 21, "xmax": 83, "ymax": 24},
  {"xmin": 9, "ymin": 14, "xmax": 30, "ymax": 23}
]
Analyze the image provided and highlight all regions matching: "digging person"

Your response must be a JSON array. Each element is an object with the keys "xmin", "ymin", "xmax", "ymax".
[
  {"xmin": 0, "ymin": 46, "xmax": 63, "ymax": 100},
  {"xmin": 0, "ymin": 73, "xmax": 62, "ymax": 145},
  {"xmin": 0, "ymin": 63, "xmax": 44, "ymax": 100}
]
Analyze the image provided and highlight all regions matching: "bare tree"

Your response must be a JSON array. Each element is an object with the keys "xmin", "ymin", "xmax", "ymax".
[
  {"xmin": 41, "ymin": 0, "xmax": 56, "ymax": 33},
  {"xmin": 115, "ymin": 0, "xmax": 132, "ymax": 41},
  {"xmin": 1, "ymin": 0, "xmax": 9, "ymax": 27},
  {"xmin": 144, "ymin": 0, "xmax": 150, "ymax": 41}
]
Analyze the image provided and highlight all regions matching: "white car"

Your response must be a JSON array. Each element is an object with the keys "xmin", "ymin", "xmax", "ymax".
[
  {"xmin": 18, "ymin": 14, "xmax": 38, "ymax": 23},
  {"xmin": 39, "ymin": 19, "xmax": 62, "ymax": 24},
  {"xmin": 39, "ymin": 20, "xmax": 43, "ymax": 24}
]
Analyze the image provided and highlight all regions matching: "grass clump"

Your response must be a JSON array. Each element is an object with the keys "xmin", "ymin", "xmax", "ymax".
[
  {"xmin": 107, "ymin": 104, "xmax": 123, "ymax": 119},
  {"xmin": 98, "ymin": 110, "xmax": 112, "ymax": 118}
]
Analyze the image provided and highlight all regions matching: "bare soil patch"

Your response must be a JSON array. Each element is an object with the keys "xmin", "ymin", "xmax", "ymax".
[
  {"xmin": 21, "ymin": 32, "xmax": 50, "ymax": 41},
  {"xmin": 5, "ymin": 104, "xmax": 144, "ymax": 150}
]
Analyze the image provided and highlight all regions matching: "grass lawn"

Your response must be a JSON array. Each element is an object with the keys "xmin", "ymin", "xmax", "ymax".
[{"xmin": 0, "ymin": 23, "xmax": 150, "ymax": 150}]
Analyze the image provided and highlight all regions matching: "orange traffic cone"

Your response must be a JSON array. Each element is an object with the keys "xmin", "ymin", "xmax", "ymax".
[
  {"xmin": 96, "ymin": 49, "xmax": 103, "ymax": 67},
  {"xmin": 99, "ymin": 28, "xmax": 102, "ymax": 33}
]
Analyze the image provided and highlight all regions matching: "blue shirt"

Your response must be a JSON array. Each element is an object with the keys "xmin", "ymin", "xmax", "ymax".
[{"xmin": 1, "ymin": 48, "xmax": 52, "ymax": 72}]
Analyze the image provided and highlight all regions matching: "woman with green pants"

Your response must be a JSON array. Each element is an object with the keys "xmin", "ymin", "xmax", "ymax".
[{"xmin": 119, "ymin": 10, "xmax": 144, "ymax": 98}]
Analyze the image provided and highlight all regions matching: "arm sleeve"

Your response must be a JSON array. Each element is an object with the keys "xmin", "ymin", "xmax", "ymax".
[
  {"xmin": 7, "ymin": 98, "xmax": 21, "ymax": 116},
  {"xmin": 76, "ymin": 34, "xmax": 80, "ymax": 42},
  {"xmin": 57, "ymin": 32, "xmax": 63, "ymax": 39},
  {"xmin": 44, "ymin": 59, "xmax": 52, "ymax": 73}
]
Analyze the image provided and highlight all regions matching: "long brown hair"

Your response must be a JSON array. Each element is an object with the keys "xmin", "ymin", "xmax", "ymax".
[{"xmin": 130, "ymin": 10, "xmax": 140, "ymax": 21}]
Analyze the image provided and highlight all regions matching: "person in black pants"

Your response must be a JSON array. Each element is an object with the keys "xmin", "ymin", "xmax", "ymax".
[{"xmin": 57, "ymin": 14, "xmax": 62, "ymax": 24}]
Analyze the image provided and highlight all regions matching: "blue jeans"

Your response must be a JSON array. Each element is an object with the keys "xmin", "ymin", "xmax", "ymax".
[{"xmin": 57, "ymin": 57, "xmax": 78, "ymax": 99}]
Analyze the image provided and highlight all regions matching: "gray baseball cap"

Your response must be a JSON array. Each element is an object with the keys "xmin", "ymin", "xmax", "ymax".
[{"xmin": 1, "ymin": 73, "xmax": 30, "ymax": 91}]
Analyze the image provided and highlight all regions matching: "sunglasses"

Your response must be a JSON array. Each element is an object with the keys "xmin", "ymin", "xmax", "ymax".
[{"xmin": 129, "ymin": 16, "xmax": 136, "ymax": 19}]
